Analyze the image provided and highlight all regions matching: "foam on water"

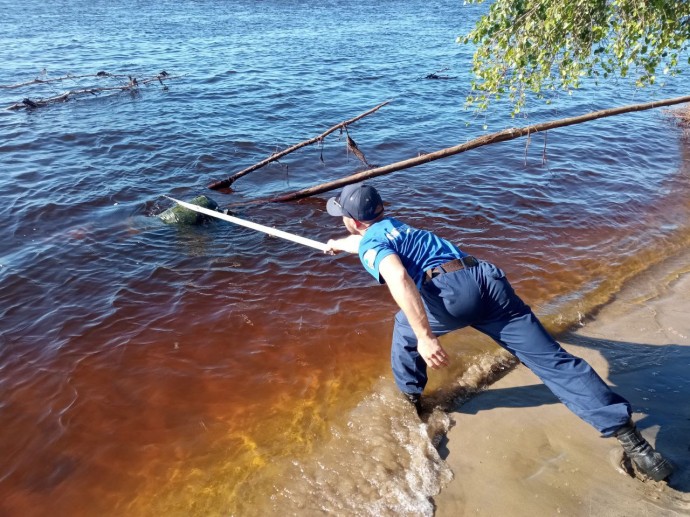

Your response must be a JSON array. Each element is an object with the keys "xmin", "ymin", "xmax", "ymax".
[{"xmin": 268, "ymin": 385, "xmax": 453, "ymax": 516}]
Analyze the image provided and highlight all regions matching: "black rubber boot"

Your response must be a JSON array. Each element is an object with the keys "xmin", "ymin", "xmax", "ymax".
[{"xmin": 615, "ymin": 421, "xmax": 673, "ymax": 481}]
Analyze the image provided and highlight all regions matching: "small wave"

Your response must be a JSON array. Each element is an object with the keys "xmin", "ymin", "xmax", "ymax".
[{"xmin": 267, "ymin": 382, "xmax": 453, "ymax": 516}]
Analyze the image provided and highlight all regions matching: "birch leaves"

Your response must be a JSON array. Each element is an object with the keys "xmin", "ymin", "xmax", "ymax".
[{"xmin": 460, "ymin": 0, "xmax": 690, "ymax": 114}]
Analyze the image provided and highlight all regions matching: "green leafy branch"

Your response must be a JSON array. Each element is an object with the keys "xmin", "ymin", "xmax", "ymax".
[{"xmin": 459, "ymin": 0, "xmax": 690, "ymax": 114}]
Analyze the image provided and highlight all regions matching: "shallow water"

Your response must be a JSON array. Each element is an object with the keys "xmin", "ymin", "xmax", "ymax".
[{"xmin": 1, "ymin": 1, "xmax": 690, "ymax": 515}]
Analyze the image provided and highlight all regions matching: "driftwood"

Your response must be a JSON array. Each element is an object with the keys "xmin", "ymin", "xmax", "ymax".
[
  {"xmin": 232, "ymin": 94, "xmax": 690, "ymax": 205},
  {"xmin": 423, "ymin": 67, "xmax": 456, "ymax": 80},
  {"xmin": 5, "ymin": 71, "xmax": 176, "ymax": 110},
  {"xmin": 0, "ymin": 71, "xmax": 133, "ymax": 89},
  {"xmin": 207, "ymin": 100, "xmax": 390, "ymax": 190}
]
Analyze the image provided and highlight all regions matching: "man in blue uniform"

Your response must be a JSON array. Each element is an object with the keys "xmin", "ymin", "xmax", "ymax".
[{"xmin": 325, "ymin": 182, "xmax": 673, "ymax": 482}]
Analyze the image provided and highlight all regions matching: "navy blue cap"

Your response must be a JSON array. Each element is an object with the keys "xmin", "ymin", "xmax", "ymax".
[{"xmin": 326, "ymin": 183, "xmax": 384, "ymax": 221}]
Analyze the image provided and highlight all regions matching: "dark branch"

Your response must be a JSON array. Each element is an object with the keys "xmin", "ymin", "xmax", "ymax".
[
  {"xmin": 233, "ymin": 94, "xmax": 690, "ymax": 205},
  {"xmin": 207, "ymin": 100, "xmax": 391, "ymax": 190}
]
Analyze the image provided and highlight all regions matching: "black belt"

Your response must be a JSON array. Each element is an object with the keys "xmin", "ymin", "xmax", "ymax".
[{"xmin": 424, "ymin": 255, "xmax": 479, "ymax": 282}]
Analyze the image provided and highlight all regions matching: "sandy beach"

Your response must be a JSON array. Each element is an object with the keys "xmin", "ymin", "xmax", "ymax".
[{"xmin": 433, "ymin": 254, "xmax": 690, "ymax": 516}]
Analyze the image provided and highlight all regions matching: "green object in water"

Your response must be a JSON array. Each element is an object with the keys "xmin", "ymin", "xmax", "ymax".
[{"xmin": 159, "ymin": 195, "xmax": 220, "ymax": 224}]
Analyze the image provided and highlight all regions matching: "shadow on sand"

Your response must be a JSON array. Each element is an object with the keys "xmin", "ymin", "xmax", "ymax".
[{"xmin": 453, "ymin": 331, "xmax": 690, "ymax": 493}]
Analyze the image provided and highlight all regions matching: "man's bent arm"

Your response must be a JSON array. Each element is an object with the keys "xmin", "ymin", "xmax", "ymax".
[{"xmin": 378, "ymin": 254, "xmax": 449, "ymax": 369}]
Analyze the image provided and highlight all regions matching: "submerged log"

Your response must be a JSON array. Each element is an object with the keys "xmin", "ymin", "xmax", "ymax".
[
  {"xmin": 423, "ymin": 67, "xmax": 456, "ymax": 80},
  {"xmin": 207, "ymin": 100, "xmax": 390, "ymax": 190},
  {"xmin": 0, "ymin": 71, "xmax": 130, "ymax": 89},
  {"xmin": 5, "ymin": 71, "xmax": 177, "ymax": 110}
]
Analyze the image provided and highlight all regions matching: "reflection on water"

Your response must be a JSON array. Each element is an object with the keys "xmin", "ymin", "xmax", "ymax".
[{"xmin": 1, "ymin": 0, "xmax": 690, "ymax": 514}]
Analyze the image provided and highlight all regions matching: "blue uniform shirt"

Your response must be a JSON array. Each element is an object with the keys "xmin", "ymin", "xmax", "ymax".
[{"xmin": 358, "ymin": 217, "xmax": 466, "ymax": 287}]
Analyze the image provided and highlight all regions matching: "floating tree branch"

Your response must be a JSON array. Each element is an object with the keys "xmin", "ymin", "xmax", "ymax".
[
  {"xmin": 0, "ymin": 71, "xmax": 133, "ymax": 89},
  {"xmin": 207, "ymin": 100, "xmax": 391, "ymax": 190},
  {"xmin": 422, "ymin": 67, "xmax": 456, "ymax": 80},
  {"xmin": 5, "ymin": 71, "xmax": 177, "ymax": 110},
  {"xmin": 231, "ymin": 94, "xmax": 690, "ymax": 205}
]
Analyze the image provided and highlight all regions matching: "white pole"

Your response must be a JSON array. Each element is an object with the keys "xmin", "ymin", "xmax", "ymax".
[{"xmin": 164, "ymin": 196, "xmax": 329, "ymax": 252}]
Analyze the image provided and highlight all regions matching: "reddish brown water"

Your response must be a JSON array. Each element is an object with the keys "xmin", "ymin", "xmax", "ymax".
[
  {"xmin": 2, "ymin": 1, "xmax": 690, "ymax": 514},
  {"xmin": 3, "ymin": 149, "xmax": 690, "ymax": 514}
]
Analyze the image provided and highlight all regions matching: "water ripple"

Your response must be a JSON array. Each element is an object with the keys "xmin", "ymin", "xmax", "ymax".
[{"xmin": 1, "ymin": 0, "xmax": 689, "ymax": 514}]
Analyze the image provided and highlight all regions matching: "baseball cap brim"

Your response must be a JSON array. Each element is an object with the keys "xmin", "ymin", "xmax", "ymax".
[{"xmin": 326, "ymin": 196, "xmax": 345, "ymax": 217}]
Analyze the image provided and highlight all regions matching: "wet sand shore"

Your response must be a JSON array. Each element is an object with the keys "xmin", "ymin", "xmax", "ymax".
[{"xmin": 433, "ymin": 258, "xmax": 690, "ymax": 516}]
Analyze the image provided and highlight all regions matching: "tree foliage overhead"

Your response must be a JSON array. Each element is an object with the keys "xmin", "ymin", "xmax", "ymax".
[{"xmin": 460, "ymin": 0, "xmax": 690, "ymax": 114}]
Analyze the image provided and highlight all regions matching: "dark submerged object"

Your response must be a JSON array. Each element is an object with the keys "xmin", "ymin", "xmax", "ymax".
[{"xmin": 158, "ymin": 195, "xmax": 220, "ymax": 225}]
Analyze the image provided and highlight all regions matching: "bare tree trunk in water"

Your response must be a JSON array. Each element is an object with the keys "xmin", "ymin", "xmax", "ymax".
[{"xmin": 247, "ymin": 94, "xmax": 690, "ymax": 204}]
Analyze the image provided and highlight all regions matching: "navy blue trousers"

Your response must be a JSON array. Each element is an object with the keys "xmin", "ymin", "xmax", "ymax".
[{"xmin": 391, "ymin": 260, "xmax": 631, "ymax": 436}]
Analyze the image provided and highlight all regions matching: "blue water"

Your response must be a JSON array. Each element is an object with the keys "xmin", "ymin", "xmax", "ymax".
[{"xmin": 1, "ymin": 1, "xmax": 689, "ymax": 515}]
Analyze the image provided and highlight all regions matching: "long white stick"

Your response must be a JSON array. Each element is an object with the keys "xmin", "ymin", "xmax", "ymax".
[{"xmin": 164, "ymin": 196, "xmax": 329, "ymax": 252}]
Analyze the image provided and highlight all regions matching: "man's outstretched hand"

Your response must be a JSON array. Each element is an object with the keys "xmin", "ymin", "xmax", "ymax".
[
  {"xmin": 323, "ymin": 235, "xmax": 362, "ymax": 255},
  {"xmin": 417, "ymin": 335, "xmax": 450, "ymax": 369}
]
